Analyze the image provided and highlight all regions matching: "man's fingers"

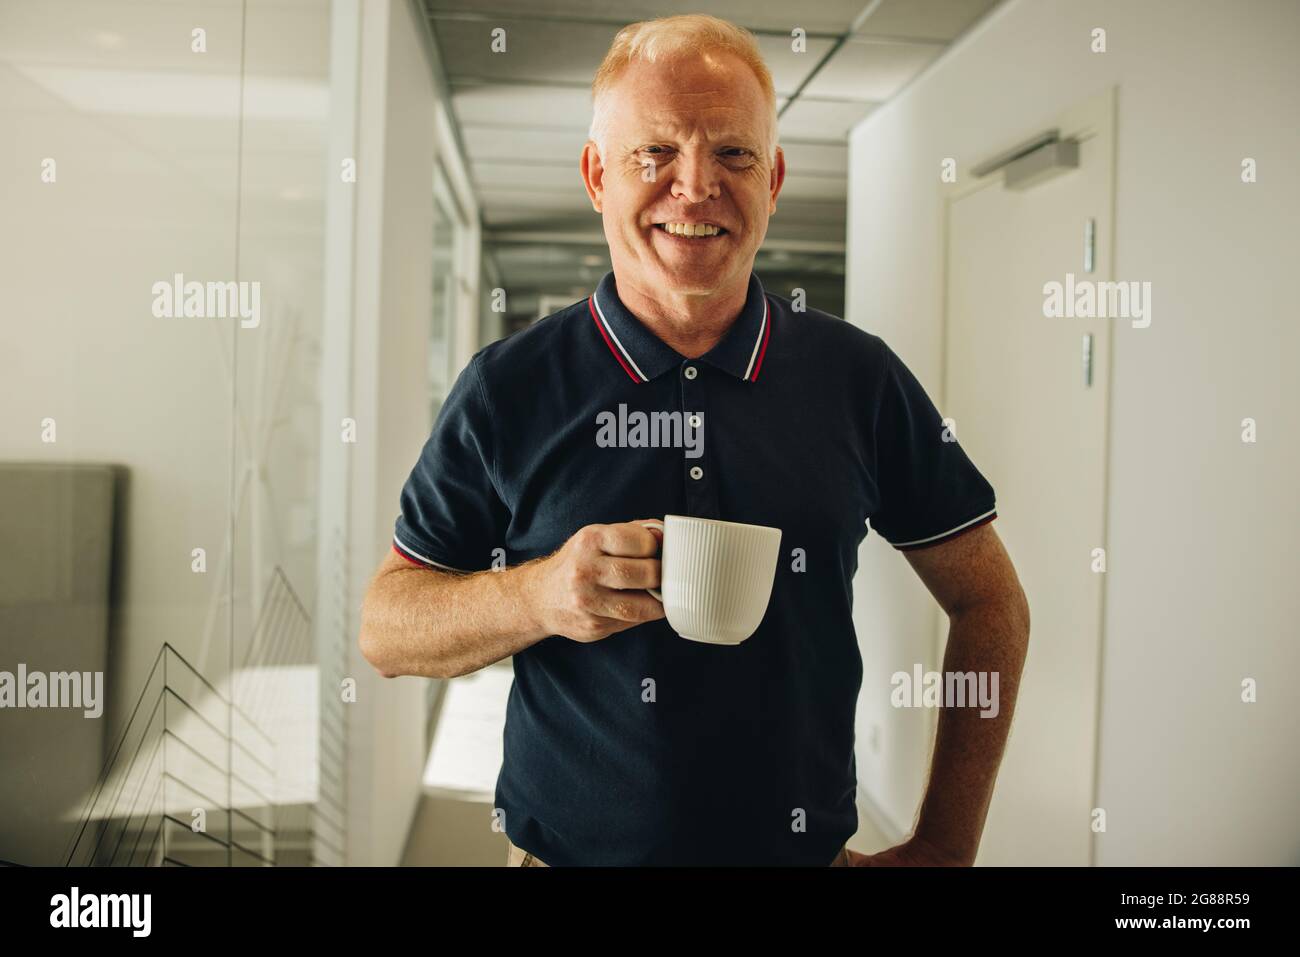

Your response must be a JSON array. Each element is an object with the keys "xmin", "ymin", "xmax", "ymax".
[
  {"xmin": 587, "ymin": 587, "xmax": 665, "ymax": 623},
  {"xmin": 632, "ymin": 518, "xmax": 664, "ymax": 544},
  {"xmin": 593, "ymin": 521, "xmax": 662, "ymax": 558},
  {"xmin": 592, "ymin": 556, "xmax": 660, "ymax": 591}
]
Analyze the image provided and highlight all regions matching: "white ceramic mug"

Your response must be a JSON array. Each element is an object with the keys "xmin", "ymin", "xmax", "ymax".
[{"xmin": 639, "ymin": 515, "xmax": 782, "ymax": 645}]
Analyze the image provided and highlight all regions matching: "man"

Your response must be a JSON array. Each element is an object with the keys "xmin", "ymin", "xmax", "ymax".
[{"xmin": 360, "ymin": 14, "xmax": 1029, "ymax": 867}]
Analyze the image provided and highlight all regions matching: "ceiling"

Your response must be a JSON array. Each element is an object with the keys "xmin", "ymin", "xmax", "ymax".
[{"xmin": 421, "ymin": 0, "xmax": 1003, "ymax": 314}]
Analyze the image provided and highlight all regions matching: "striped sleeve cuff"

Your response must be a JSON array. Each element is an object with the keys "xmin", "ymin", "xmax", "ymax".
[
  {"xmin": 391, "ymin": 534, "xmax": 469, "ymax": 572},
  {"xmin": 891, "ymin": 508, "xmax": 998, "ymax": 552}
]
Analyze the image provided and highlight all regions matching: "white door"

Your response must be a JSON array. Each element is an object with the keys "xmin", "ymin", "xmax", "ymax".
[{"xmin": 942, "ymin": 91, "xmax": 1115, "ymax": 866}]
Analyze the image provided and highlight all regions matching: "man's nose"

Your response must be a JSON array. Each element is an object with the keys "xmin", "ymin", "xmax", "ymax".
[{"xmin": 669, "ymin": 151, "xmax": 720, "ymax": 205}]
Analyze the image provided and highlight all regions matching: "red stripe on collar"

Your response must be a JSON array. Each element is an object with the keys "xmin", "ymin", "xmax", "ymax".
[
  {"xmin": 748, "ymin": 297, "xmax": 773, "ymax": 382},
  {"xmin": 589, "ymin": 297, "xmax": 641, "ymax": 383}
]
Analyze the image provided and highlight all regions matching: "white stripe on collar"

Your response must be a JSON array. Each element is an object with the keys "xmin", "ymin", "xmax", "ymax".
[
  {"xmin": 742, "ymin": 295, "xmax": 769, "ymax": 381},
  {"xmin": 591, "ymin": 291, "xmax": 648, "ymax": 382}
]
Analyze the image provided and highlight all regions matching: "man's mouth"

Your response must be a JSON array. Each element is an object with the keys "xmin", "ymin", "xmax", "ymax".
[{"xmin": 653, "ymin": 222, "xmax": 728, "ymax": 238}]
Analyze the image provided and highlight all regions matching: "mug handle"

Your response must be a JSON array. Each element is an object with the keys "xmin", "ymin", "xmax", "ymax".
[{"xmin": 638, "ymin": 519, "xmax": 664, "ymax": 602}]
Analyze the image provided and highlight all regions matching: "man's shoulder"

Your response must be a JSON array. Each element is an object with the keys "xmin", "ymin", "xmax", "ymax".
[{"xmin": 765, "ymin": 292, "xmax": 891, "ymax": 365}]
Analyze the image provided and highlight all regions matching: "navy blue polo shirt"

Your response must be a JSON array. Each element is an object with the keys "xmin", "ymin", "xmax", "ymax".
[{"xmin": 392, "ymin": 269, "xmax": 997, "ymax": 866}]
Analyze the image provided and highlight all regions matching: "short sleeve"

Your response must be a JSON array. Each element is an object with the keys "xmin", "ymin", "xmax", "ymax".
[
  {"xmin": 392, "ymin": 355, "xmax": 510, "ymax": 571},
  {"xmin": 869, "ymin": 344, "xmax": 997, "ymax": 551}
]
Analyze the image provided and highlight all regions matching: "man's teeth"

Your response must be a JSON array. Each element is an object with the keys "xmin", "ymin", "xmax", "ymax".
[{"xmin": 659, "ymin": 223, "xmax": 723, "ymax": 237}]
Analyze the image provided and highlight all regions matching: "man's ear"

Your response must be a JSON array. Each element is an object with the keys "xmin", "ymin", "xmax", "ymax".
[
  {"xmin": 580, "ymin": 140, "xmax": 604, "ymax": 213},
  {"xmin": 769, "ymin": 145, "xmax": 786, "ymax": 214}
]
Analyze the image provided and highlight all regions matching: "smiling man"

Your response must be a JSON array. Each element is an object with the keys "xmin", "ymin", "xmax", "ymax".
[{"xmin": 360, "ymin": 14, "xmax": 1029, "ymax": 867}]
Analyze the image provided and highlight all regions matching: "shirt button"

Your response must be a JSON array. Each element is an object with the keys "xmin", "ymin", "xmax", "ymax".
[
  {"xmin": 689, "ymin": 466, "xmax": 703, "ymax": 480},
  {"xmin": 683, "ymin": 365, "xmax": 698, "ymax": 380},
  {"xmin": 688, "ymin": 414, "xmax": 702, "ymax": 428}
]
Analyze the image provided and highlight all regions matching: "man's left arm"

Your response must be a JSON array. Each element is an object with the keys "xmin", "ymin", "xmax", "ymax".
[{"xmin": 854, "ymin": 522, "xmax": 1030, "ymax": 866}]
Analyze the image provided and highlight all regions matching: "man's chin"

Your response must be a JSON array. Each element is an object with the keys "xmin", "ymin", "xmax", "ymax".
[{"xmin": 653, "ymin": 257, "xmax": 740, "ymax": 295}]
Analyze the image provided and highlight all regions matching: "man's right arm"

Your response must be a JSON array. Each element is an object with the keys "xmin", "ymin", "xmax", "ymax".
[{"xmin": 358, "ymin": 522, "xmax": 665, "ymax": 679}]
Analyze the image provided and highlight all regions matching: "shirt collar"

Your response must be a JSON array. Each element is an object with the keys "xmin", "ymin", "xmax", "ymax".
[{"xmin": 589, "ymin": 270, "xmax": 772, "ymax": 383}]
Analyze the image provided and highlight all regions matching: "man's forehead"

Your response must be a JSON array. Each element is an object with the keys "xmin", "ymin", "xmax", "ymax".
[
  {"xmin": 600, "ymin": 50, "xmax": 774, "ymax": 146},
  {"xmin": 609, "ymin": 90, "xmax": 771, "ymax": 143},
  {"xmin": 618, "ymin": 49, "xmax": 765, "ymax": 100},
  {"xmin": 618, "ymin": 111, "xmax": 765, "ymax": 142}
]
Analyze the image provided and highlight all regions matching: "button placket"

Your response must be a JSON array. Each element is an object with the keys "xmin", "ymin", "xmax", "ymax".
[{"xmin": 680, "ymin": 361, "xmax": 717, "ymax": 517}]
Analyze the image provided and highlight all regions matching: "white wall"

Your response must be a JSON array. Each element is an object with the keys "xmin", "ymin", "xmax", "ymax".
[{"xmin": 847, "ymin": 0, "xmax": 1300, "ymax": 864}]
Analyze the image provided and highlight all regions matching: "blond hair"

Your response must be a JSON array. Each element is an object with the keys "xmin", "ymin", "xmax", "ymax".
[{"xmin": 589, "ymin": 14, "xmax": 778, "ymax": 161}]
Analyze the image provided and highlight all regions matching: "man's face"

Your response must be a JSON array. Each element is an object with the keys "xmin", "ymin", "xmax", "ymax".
[{"xmin": 581, "ymin": 50, "xmax": 785, "ymax": 297}]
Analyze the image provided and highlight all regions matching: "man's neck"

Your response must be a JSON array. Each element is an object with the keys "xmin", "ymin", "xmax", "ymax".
[{"xmin": 614, "ymin": 272, "xmax": 749, "ymax": 359}]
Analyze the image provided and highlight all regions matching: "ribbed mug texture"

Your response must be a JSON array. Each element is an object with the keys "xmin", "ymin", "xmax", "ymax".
[{"xmin": 660, "ymin": 516, "xmax": 782, "ymax": 645}]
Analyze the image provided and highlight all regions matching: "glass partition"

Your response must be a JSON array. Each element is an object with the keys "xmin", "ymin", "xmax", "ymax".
[
  {"xmin": 430, "ymin": 165, "xmax": 464, "ymax": 422},
  {"xmin": 0, "ymin": 0, "xmax": 354, "ymax": 866}
]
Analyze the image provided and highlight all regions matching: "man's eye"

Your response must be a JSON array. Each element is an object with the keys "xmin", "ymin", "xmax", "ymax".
[{"xmin": 636, "ymin": 146, "xmax": 674, "ymax": 165}]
